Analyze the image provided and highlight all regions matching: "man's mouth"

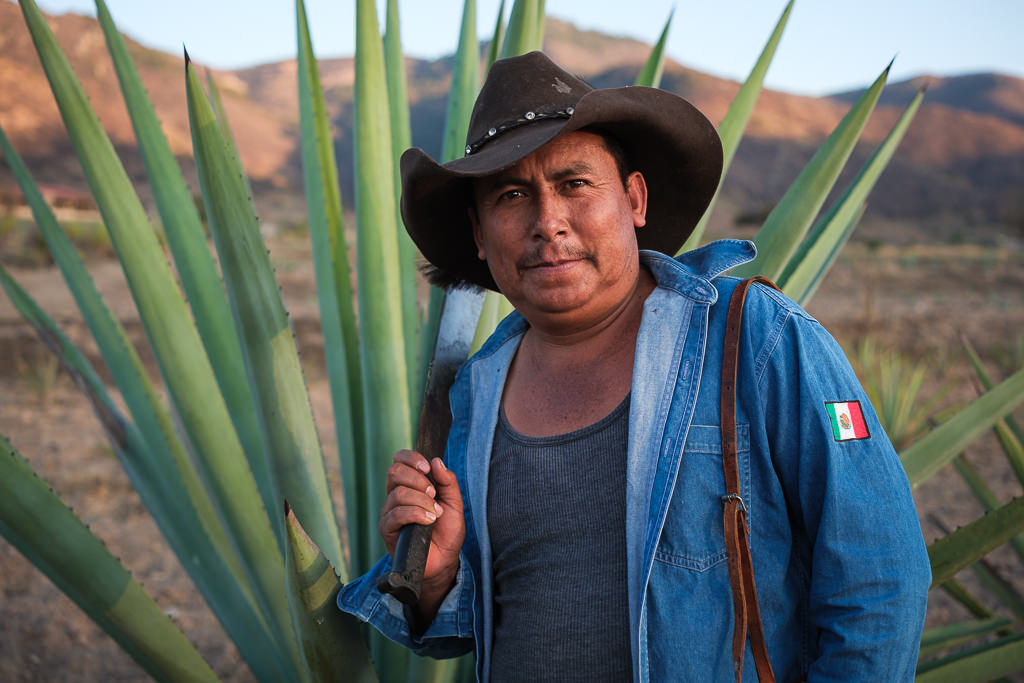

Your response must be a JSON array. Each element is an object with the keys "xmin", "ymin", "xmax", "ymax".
[{"xmin": 518, "ymin": 247, "xmax": 591, "ymax": 272}]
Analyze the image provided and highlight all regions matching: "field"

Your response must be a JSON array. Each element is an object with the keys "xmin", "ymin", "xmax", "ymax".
[{"xmin": 0, "ymin": 223, "xmax": 1022, "ymax": 681}]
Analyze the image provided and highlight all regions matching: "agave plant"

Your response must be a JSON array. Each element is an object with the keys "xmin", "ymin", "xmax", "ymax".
[{"xmin": 2, "ymin": 0, "xmax": 1024, "ymax": 680}]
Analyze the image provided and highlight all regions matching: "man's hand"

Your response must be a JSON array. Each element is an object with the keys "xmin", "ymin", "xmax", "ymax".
[{"xmin": 379, "ymin": 449, "xmax": 465, "ymax": 624}]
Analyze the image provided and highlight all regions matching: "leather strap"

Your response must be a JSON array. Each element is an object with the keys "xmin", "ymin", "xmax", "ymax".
[{"xmin": 721, "ymin": 277, "xmax": 779, "ymax": 683}]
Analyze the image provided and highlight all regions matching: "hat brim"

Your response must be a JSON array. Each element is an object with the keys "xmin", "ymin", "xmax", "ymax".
[{"xmin": 400, "ymin": 86, "xmax": 723, "ymax": 291}]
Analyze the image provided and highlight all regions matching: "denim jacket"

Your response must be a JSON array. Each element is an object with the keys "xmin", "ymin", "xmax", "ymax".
[{"xmin": 339, "ymin": 241, "xmax": 931, "ymax": 682}]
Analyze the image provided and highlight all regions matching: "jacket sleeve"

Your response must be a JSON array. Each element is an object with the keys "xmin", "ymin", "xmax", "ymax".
[
  {"xmin": 753, "ymin": 288, "xmax": 931, "ymax": 681},
  {"xmin": 337, "ymin": 552, "xmax": 475, "ymax": 659}
]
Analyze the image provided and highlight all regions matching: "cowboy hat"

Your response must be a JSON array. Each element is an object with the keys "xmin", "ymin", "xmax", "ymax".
[{"xmin": 400, "ymin": 51, "xmax": 723, "ymax": 291}]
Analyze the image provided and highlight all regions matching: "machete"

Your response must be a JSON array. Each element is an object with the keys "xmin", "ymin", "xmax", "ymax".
[{"xmin": 376, "ymin": 285, "xmax": 485, "ymax": 605}]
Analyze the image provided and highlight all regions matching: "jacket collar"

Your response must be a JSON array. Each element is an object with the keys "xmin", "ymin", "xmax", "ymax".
[
  {"xmin": 640, "ymin": 239, "xmax": 757, "ymax": 304},
  {"xmin": 470, "ymin": 240, "xmax": 757, "ymax": 357}
]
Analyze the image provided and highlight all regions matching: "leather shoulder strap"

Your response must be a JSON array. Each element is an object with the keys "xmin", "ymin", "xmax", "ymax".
[{"xmin": 721, "ymin": 276, "xmax": 779, "ymax": 683}]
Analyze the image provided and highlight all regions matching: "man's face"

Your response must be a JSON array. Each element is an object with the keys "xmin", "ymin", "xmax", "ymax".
[{"xmin": 470, "ymin": 131, "xmax": 648, "ymax": 329}]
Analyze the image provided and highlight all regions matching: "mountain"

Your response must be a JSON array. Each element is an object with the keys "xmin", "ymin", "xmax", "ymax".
[{"xmin": 2, "ymin": 1, "xmax": 1022, "ymax": 242}]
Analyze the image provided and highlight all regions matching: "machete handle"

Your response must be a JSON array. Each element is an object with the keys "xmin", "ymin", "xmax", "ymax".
[
  {"xmin": 376, "ymin": 518, "xmax": 435, "ymax": 605},
  {"xmin": 374, "ymin": 285, "xmax": 483, "ymax": 606}
]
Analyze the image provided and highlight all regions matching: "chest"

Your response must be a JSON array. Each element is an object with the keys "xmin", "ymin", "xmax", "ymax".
[{"xmin": 501, "ymin": 349, "xmax": 635, "ymax": 436}]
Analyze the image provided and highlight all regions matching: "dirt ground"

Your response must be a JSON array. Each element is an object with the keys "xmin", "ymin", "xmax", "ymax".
[{"xmin": 0, "ymin": 231, "xmax": 1022, "ymax": 681}]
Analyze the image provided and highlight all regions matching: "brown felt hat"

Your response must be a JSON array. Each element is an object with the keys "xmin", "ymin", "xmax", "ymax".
[{"xmin": 400, "ymin": 51, "xmax": 723, "ymax": 291}]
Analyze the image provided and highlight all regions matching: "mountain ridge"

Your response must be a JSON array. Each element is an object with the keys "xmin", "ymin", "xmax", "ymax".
[{"xmin": 1, "ymin": 2, "xmax": 1021, "ymax": 240}]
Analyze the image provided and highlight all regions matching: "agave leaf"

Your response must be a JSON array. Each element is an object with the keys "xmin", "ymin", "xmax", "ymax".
[
  {"xmin": 902, "ymin": 367, "xmax": 1024, "ymax": 487},
  {"xmin": 792, "ymin": 203, "xmax": 863, "ymax": 307},
  {"xmin": 963, "ymin": 336, "xmax": 1024, "ymax": 483},
  {"xmin": 441, "ymin": 0, "xmax": 480, "ymax": 164},
  {"xmin": 634, "ymin": 9, "xmax": 673, "ymax": 88},
  {"xmin": 91, "ymin": 0, "xmax": 275, "ymax": 543},
  {"xmin": 932, "ymin": 511, "xmax": 1024, "ymax": 622},
  {"xmin": 734, "ymin": 60, "xmax": 890, "ymax": 280},
  {"xmin": 780, "ymin": 87, "xmax": 925, "ymax": 302},
  {"xmin": 486, "ymin": 0, "xmax": 507, "ymax": 69},
  {"xmin": 953, "ymin": 457, "xmax": 1024, "ymax": 564},
  {"xmin": 15, "ymin": 0, "xmax": 291, "ymax": 632},
  {"xmin": 187, "ymin": 59, "xmax": 344, "ymax": 583},
  {"xmin": 915, "ymin": 632, "xmax": 1024, "ymax": 682},
  {"xmin": 0, "ymin": 125, "xmax": 291, "ymax": 677},
  {"xmin": 501, "ymin": 0, "xmax": 543, "ymax": 58},
  {"xmin": 919, "ymin": 618, "xmax": 1014, "ymax": 661},
  {"xmin": 939, "ymin": 578, "xmax": 996, "ymax": 621},
  {"xmin": 972, "ymin": 556, "xmax": 1024, "ymax": 623},
  {"xmin": 354, "ymin": 0, "xmax": 412, "ymax": 567},
  {"xmin": 385, "ymin": 0, "xmax": 422, "ymax": 408},
  {"xmin": 0, "ymin": 435, "xmax": 220, "ymax": 683},
  {"xmin": 471, "ymin": 291, "xmax": 503, "ymax": 355},
  {"xmin": 405, "ymin": 654, "xmax": 464, "ymax": 683},
  {"xmin": 0, "ymin": 122, "xmax": 289, "ymax": 673},
  {"xmin": 0, "ymin": 264, "xmax": 292, "ymax": 681},
  {"xmin": 681, "ymin": 0, "xmax": 793, "ymax": 252},
  {"xmin": 296, "ymin": 0, "xmax": 364, "ymax": 579},
  {"xmin": 205, "ymin": 70, "xmax": 252, "ymax": 198},
  {"xmin": 354, "ymin": 1, "xmax": 415, "ymax": 675},
  {"xmin": 284, "ymin": 504, "xmax": 377, "ymax": 683},
  {"xmin": 928, "ymin": 495, "xmax": 1024, "ymax": 586},
  {"xmin": 534, "ymin": 0, "xmax": 547, "ymax": 46}
]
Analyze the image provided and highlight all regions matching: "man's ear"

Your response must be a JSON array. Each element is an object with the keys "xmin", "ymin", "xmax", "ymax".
[
  {"xmin": 627, "ymin": 171, "xmax": 648, "ymax": 229},
  {"xmin": 469, "ymin": 207, "xmax": 486, "ymax": 260}
]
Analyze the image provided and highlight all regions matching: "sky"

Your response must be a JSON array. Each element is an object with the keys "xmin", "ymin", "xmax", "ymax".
[{"xmin": 29, "ymin": 0, "xmax": 1024, "ymax": 96}]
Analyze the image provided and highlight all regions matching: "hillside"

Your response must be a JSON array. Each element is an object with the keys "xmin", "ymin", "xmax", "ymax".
[{"xmin": 1, "ymin": 1, "xmax": 1023, "ymax": 241}]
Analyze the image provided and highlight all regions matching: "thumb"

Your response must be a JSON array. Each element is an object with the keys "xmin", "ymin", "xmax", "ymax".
[{"xmin": 431, "ymin": 458, "xmax": 461, "ymax": 506}]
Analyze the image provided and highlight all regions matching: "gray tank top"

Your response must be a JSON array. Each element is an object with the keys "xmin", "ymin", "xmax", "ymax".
[{"xmin": 487, "ymin": 395, "xmax": 631, "ymax": 682}]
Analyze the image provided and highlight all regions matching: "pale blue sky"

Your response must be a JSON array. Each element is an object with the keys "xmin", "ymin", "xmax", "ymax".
[{"xmin": 30, "ymin": 0, "xmax": 1024, "ymax": 96}]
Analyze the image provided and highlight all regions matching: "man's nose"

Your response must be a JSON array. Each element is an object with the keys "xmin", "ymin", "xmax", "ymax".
[{"xmin": 532, "ymin": 191, "xmax": 568, "ymax": 241}]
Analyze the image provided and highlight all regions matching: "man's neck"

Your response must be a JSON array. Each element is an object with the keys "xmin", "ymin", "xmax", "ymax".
[{"xmin": 501, "ymin": 269, "xmax": 655, "ymax": 437}]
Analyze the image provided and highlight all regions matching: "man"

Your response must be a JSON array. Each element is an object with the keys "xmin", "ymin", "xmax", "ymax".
[{"xmin": 339, "ymin": 51, "xmax": 930, "ymax": 681}]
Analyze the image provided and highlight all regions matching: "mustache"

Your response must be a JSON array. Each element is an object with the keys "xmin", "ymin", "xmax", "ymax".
[{"xmin": 516, "ymin": 244, "xmax": 593, "ymax": 269}]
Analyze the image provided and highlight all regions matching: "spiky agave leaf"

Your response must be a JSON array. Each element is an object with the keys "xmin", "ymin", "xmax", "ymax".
[
  {"xmin": 91, "ymin": 0, "xmax": 275, "ymax": 547},
  {"xmin": 963, "ymin": 336, "xmax": 1024, "ymax": 483},
  {"xmin": 734, "ymin": 60, "xmax": 891, "ymax": 281},
  {"xmin": 16, "ymin": 0, "xmax": 287, "ymax": 640},
  {"xmin": 353, "ymin": 2, "xmax": 416, "ymax": 677},
  {"xmin": 681, "ymin": 0, "xmax": 793, "ymax": 252},
  {"xmin": 0, "ymin": 434, "xmax": 220, "ymax": 683},
  {"xmin": 486, "ymin": 0, "xmax": 507, "ymax": 69},
  {"xmin": 284, "ymin": 504, "xmax": 377, "ymax": 683},
  {"xmin": 634, "ymin": 9, "xmax": 673, "ymax": 88},
  {"xmin": 186, "ymin": 58, "xmax": 344, "ymax": 584},
  {"xmin": 902, "ymin": 367, "xmax": 1024, "ymax": 487},
  {"xmin": 295, "ymin": 0, "xmax": 364, "ymax": 579},
  {"xmin": 0, "ymin": 263, "xmax": 291, "ymax": 681},
  {"xmin": 500, "ymin": 0, "xmax": 543, "ymax": 59},
  {"xmin": 384, "ymin": 0, "xmax": 422, "ymax": 410},
  {"xmin": 928, "ymin": 496, "xmax": 1024, "ymax": 586},
  {"xmin": 354, "ymin": 0, "xmax": 413, "ymax": 568},
  {"xmin": 780, "ymin": 86, "xmax": 926, "ymax": 303},
  {"xmin": 915, "ymin": 632, "xmax": 1024, "ymax": 683},
  {"xmin": 919, "ymin": 618, "xmax": 1014, "ymax": 661}
]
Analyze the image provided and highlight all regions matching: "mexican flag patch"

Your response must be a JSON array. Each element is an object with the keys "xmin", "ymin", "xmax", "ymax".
[{"xmin": 825, "ymin": 401, "xmax": 870, "ymax": 441}]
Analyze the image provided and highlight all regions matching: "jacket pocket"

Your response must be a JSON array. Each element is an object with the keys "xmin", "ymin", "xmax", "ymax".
[{"xmin": 653, "ymin": 423, "xmax": 751, "ymax": 572}]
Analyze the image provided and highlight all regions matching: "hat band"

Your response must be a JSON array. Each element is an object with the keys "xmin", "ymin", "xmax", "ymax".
[{"xmin": 464, "ymin": 107, "xmax": 576, "ymax": 156}]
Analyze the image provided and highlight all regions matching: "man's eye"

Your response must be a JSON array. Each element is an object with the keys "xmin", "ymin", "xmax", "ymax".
[
  {"xmin": 566, "ymin": 178, "xmax": 587, "ymax": 189},
  {"xmin": 498, "ymin": 189, "xmax": 525, "ymax": 201}
]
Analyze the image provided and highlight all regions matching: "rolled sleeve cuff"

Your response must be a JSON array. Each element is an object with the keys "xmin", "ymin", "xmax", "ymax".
[{"xmin": 337, "ymin": 553, "xmax": 475, "ymax": 658}]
